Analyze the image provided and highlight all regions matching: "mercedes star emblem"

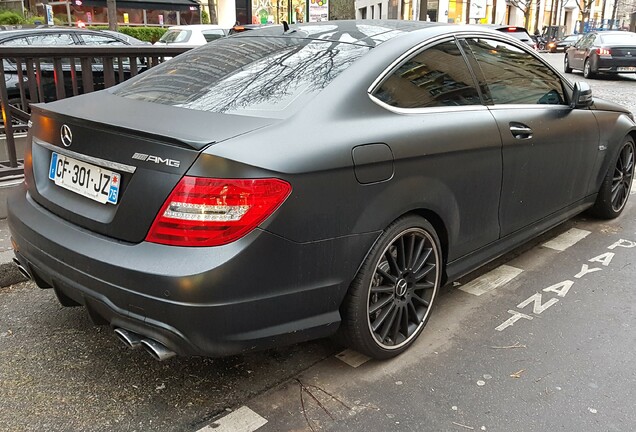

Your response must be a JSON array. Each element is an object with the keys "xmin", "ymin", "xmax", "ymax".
[{"xmin": 61, "ymin": 124, "xmax": 73, "ymax": 147}]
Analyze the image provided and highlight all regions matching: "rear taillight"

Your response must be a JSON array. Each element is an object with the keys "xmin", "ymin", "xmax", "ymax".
[
  {"xmin": 146, "ymin": 177, "xmax": 292, "ymax": 247},
  {"xmin": 597, "ymin": 48, "xmax": 611, "ymax": 56}
]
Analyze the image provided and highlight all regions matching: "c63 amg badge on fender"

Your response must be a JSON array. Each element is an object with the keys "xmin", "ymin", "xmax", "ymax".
[{"xmin": 132, "ymin": 152, "xmax": 181, "ymax": 168}]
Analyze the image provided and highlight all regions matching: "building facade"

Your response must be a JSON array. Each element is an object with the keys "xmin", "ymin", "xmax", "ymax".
[
  {"xmin": 352, "ymin": 0, "xmax": 629, "ymax": 35},
  {"xmin": 32, "ymin": 0, "xmax": 201, "ymax": 26}
]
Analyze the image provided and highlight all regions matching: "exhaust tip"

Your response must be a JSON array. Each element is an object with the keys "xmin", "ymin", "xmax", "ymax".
[
  {"xmin": 12, "ymin": 258, "xmax": 31, "ymax": 280},
  {"xmin": 114, "ymin": 328, "xmax": 143, "ymax": 349},
  {"xmin": 140, "ymin": 338, "xmax": 176, "ymax": 361}
]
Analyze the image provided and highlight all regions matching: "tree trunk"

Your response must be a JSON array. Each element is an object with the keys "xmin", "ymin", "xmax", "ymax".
[
  {"xmin": 524, "ymin": 6, "xmax": 532, "ymax": 28},
  {"xmin": 107, "ymin": 0, "xmax": 117, "ymax": 31},
  {"xmin": 466, "ymin": 0, "xmax": 471, "ymax": 23},
  {"xmin": 600, "ymin": 0, "xmax": 607, "ymax": 24},
  {"xmin": 551, "ymin": 0, "xmax": 558, "ymax": 25},
  {"xmin": 207, "ymin": 0, "xmax": 218, "ymax": 24},
  {"xmin": 492, "ymin": 0, "xmax": 498, "ymax": 24},
  {"xmin": 578, "ymin": 11, "xmax": 587, "ymax": 33},
  {"xmin": 419, "ymin": 0, "xmax": 428, "ymax": 21},
  {"xmin": 609, "ymin": 0, "xmax": 618, "ymax": 29},
  {"xmin": 534, "ymin": 0, "xmax": 541, "ymax": 33}
]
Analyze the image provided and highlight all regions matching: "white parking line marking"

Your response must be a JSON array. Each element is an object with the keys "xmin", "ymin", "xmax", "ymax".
[
  {"xmin": 336, "ymin": 349, "xmax": 371, "ymax": 368},
  {"xmin": 197, "ymin": 406, "xmax": 267, "ymax": 432},
  {"xmin": 542, "ymin": 228, "xmax": 591, "ymax": 251},
  {"xmin": 459, "ymin": 265, "xmax": 523, "ymax": 296}
]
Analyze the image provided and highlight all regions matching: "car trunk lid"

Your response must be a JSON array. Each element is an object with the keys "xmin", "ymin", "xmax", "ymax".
[
  {"xmin": 26, "ymin": 93, "xmax": 278, "ymax": 243},
  {"xmin": 609, "ymin": 46, "xmax": 636, "ymax": 59}
]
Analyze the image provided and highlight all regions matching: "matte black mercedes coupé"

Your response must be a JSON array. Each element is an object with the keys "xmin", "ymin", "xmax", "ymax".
[{"xmin": 8, "ymin": 21, "xmax": 635, "ymax": 361}]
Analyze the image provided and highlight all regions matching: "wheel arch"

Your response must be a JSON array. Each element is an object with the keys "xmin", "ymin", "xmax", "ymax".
[
  {"xmin": 409, "ymin": 208, "xmax": 449, "ymax": 280},
  {"xmin": 588, "ymin": 112, "xmax": 636, "ymax": 194},
  {"xmin": 352, "ymin": 208, "xmax": 451, "ymax": 286}
]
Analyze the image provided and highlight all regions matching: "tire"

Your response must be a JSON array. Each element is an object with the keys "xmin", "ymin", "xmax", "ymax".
[
  {"xmin": 564, "ymin": 55, "xmax": 572, "ymax": 73},
  {"xmin": 589, "ymin": 136, "xmax": 635, "ymax": 219},
  {"xmin": 583, "ymin": 58, "xmax": 595, "ymax": 79},
  {"xmin": 340, "ymin": 215, "xmax": 442, "ymax": 359}
]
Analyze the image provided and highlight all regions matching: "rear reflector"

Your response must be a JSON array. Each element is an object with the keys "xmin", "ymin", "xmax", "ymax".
[{"xmin": 146, "ymin": 177, "xmax": 291, "ymax": 247}]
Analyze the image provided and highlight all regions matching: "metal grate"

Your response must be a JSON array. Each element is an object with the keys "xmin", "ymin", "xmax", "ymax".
[{"xmin": 0, "ymin": 45, "xmax": 192, "ymax": 178}]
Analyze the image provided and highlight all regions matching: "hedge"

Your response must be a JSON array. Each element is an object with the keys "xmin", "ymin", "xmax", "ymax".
[
  {"xmin": 0, "ymin": 10, "xmax": 64, "ymax": 26},
  {"xmin": 27, "ymin": 16, "xmax": 65, "ymax": 26},
  {"xmin": 0, "ymin": 10, "xmax": 24, "ymax": 25},
  {"xmin": 87, "ymin": 26, "xmax": 168, "ymax": 43}
]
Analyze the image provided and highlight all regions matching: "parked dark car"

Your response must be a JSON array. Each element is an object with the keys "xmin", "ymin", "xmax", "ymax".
[
  {"xmin": 0, "ymin": 26, "xmax": 143, "ymax": 47},
  {"xmin": 565, "ymin": 31, "xmax": 636, "ymax": 78},
  {"xmin": 547, "ymin": 34, "xmax": 582, "ymax": 53},
  {"xmin": 481, "ymin": 24, "xmax": 536, "ymax": 49},
  {"xmin": 101, "ymin": 29, "xmax": 151, "ymax": 45},
  {"xmin": 8, "ymin": 21, "xmax": 635, "ymax": 361},
  {"xmin": 0, "ymin": 27, "xmax": 143, "ymax": 104}
]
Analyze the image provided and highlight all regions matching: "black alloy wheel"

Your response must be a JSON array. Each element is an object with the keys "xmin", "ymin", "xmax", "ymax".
[
  {"xmin": 583, "ymin": 58, "xmax": 595, "ymax": 78},
  {"xmin": 564, "ymin": 55, "xmax": 572, "ymax": 73},
  {"xmin": 590, "ymin": 137, "xmax": 635, "ymax": 218},
  {"xmin": 340, "ymin": 215, "xmax": 441, "ymax": 359},
  {"xmin": 610, "ymin": 141, "xmax": 634, "ymax": 212}
]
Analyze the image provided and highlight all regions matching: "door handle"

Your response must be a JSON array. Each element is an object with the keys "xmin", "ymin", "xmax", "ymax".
[{"xmin": 509, "ymin": 125, "xmax": 533, "ymax": 139}]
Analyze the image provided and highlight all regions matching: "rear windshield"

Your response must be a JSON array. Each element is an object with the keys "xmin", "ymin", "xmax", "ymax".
[
  {"xmin": 114, "ymin": 36, "xmax": 371, "ymax": 118},
  {"xmin": 158, "ymin": 30, "xmax": 191, "ymax": 43},
  {"xmin": 504, "ymin": 30, "xmax": 532, "ymax": 42},
  {"xmin": 600, "ymin": 33, "xmax": 636, "ymax": 45}
]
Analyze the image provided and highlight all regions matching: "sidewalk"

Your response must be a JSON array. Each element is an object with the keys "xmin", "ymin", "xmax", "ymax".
[{"xmin": 0, "ymin": 217, "xmax": 26, "ymax": 288}]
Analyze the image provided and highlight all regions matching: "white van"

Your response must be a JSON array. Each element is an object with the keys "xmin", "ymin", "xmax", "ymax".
[{"xmin": 154, "ymin": 25, "xmax": 226, "ymax": 47}]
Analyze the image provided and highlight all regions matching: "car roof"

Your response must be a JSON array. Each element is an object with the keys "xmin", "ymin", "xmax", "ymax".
[
  {"xmin": 231, "ymin": 20, "xmax": 449, "ymax": 46},
  {"xmin": 166, "ymin": 24, "xmax": 223, "ymax": 30},
  {"xmin": 589, "ymin": 30, "xmax": 634, "ymax": 36},
  {"xmin": 480, "ymin": 24, "xmax": 530, "ymax": 32},
  {"xmin": 0, "ymin": 26, "xmax": 123, "ymax": 40}
]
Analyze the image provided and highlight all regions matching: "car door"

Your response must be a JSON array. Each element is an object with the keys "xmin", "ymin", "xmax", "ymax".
[
  {"xmin": 369, "ymin": 38, "xmax": 503, "ymax": 259},
  {"xmin": 570, "ymin": 33, "xmax": 595, "ymax": 70},
  {"xmin": 460, "ymin": 37, "xmax": 600, "ymax": 237}
]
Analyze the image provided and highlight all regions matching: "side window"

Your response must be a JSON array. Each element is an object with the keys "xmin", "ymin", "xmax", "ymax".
[
  {"xmin": 26, "ymin": 33, "xmax": 75, "ymax": 46},
  {"xmin": 580, "ymin": 34, "xmax": 595, "ymax": 48},
  {"xmin": 463, "ymin": 38, "xmax": 566, "ymax": 105},
  {"xmin": 1, "ymin": 37, "xmax": 29, "ymax": 46},
  {"xmin": 80, "ymin": 34, "xmax": 126, "ymax": 45},
  {"xmin": 202, "ymin": 30, "xmax": 225, "ymax": 42},
  {"xmin": 372, "ymin": 40, "xmax": 481, "ymax": 109}
]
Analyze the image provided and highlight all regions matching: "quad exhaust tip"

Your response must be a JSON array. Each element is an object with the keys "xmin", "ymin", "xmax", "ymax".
[
  {"xmin": 114, "ymin": 328, "xmax": 176, "ymax": 361},
  {"xmin": 12, "ymin": 258, "xmax": 31, "ymax": 280},
  {"xmin": 140, "ymin": 338, "xmax": 177, "ymax": 361},
  {"xmin": 114, "ymin": 328, "xmax": 143, "ymax": 349}
]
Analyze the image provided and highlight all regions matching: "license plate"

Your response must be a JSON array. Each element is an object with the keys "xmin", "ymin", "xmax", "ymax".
[
  {"xmin": 49, "ymin": 152, "xmax": 120, "ymax": 204},
  {"xmin": 617, "ymin": 66, "xmax": 636, "ymax": 72}
]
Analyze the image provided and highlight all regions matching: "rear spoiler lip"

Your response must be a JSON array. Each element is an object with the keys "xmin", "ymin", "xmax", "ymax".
[{"xmin": 31, "ymin": 91, "xmax": 280, "ymax": 151}]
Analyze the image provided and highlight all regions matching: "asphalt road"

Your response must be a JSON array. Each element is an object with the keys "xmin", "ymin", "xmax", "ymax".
[{"xmin": 1, "ymin": 53, "xmax": 635, "ymax": 432}]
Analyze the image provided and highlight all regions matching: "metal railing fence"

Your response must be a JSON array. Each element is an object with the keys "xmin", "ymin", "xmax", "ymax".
[{"xmin": 0, "ymin": 45, "xmax": 192, "ymax": 177}]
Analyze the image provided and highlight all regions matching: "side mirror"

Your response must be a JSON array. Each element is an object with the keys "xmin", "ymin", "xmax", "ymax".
[{"xmin": 571, "ymin": 81, "xmax": 593, "ymax": 108}]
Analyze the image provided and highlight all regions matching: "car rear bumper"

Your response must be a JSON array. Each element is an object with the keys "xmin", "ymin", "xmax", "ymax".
[
  {"xmin": 8, "ymin": 186, "xmax": 378, "ymax": 357},
  {"xmin": 597, "ymin": 57, "xmax": 636, "ymax": 73}
]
